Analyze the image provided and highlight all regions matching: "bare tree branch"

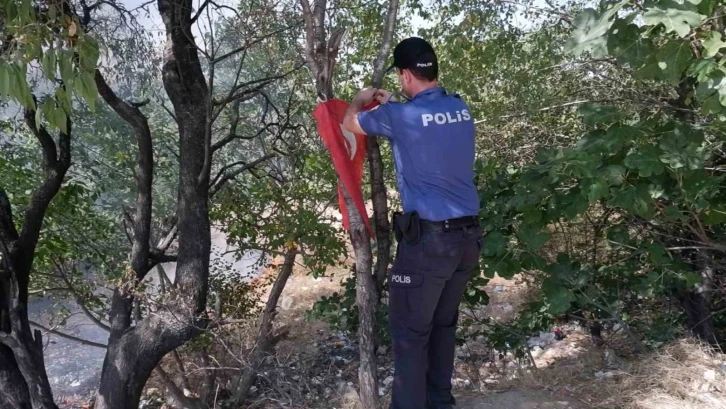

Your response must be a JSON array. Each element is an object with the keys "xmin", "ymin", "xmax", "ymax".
[
  {"xmin": 212, "ymin": 22, "xmax": 302, "ymax": 65},
  {"xmin": 212, "ymin": 122, "xmax": 277, "ymax": 153},
  {"xmin": 29, "ymin": 320, "xmax": 107, "ymax": 349},
  {"xmin": 54, "ymin": 262, "xmax": 111, "ymax": 333},
  {"xmin": 212, "ymin": 64, "xmax": 304, "ymax": 108},
  {"xmin": 210, "ymin": 153, "xmax": 277, "ymax": 197},
  {"xmin": 190, "ymin": 0, "xmax": 210, "ymax": 23},
  {"xmin": 154, "ymin": 366, "xmax": 203, "ymax": 409}
]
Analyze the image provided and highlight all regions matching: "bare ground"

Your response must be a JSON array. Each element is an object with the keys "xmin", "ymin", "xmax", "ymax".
[
  {"xmin": 45, "ymin": 254, "xmax": 726, "ymax": 409},
  {"xmin": 456, "ymin": 390, "xmax": 583, "ymax": 409}
]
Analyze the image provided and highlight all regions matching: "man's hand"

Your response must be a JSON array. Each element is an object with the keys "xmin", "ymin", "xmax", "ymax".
[
  {"xmin": 352, "ymin": 87, "xmax": 378, "ymax": 106},
  {"xmin": 344, "ymin": 87, "xmax": 378, "ymax": 135},
  {"xmin": 375, "ymin": 89, "xmax": 393, "ymax": 104}
]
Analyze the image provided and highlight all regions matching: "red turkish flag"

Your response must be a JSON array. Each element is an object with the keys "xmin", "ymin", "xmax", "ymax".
[{"xmin": 313, "ymin": 99, "xmax": 375, "ymax": 238}]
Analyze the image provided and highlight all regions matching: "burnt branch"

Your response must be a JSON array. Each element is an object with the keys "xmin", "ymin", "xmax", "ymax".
[
  {"xmin": 24, "ymin": 108, "xmax": 59, "ymax": 170},
  {"xmin": 212, "ymin": 65, "xmax": 304, "ymax": 109},
  {"xmin": 212, "ymin": 122, "xmax": 275, "ymax": 152},
  {"xmin": 149, "ymin": 250, "xmax": 178, "ymax": 264},
  {"xmin": 212, "ymin": 22, "xmax": 302, "ymax": 65},
  {"xmin": 29, "ymin": 320, "xmax": 107, "ymax": 349},
  {"xmin": 209, "ymin": 153, "xmax": 277, "ymax": 197},
  {"xmin": 0, "ymin": 188, "xmax": 19, "ymax": 245},
  {"xmin": 190, "ymin": 0, "xmax": 210, "ymax": 23},
  {"xmin": 13, "ymin": 105, "xmax": 72, "ymax": 303}
]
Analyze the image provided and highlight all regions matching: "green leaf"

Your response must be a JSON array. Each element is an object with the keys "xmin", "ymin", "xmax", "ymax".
[
  {"xmin": 687, "ymin": 58, "xmax": 721, "ymax": 83},
  {"xmin": 10, "ymin": 64, "xmax": 34, "ymax": 108},
  {"xmin": 75, "ymin": 71, "xmax": 98, "ymax": 111},
  {"xmin": 5, "ymin": 0, "xmax": 17, "ymax": 21},
  {"xmin": 542, "ymin": 277, "xmax": 577, "ymax": 314},
  {"xmin": 587, "ymin": 180, "xmax": 610, "ymax": 203},
  {"xmin": 610, "ymin": 184, "xmax": 656, "ymax": 218},
  {"xmin": 0, "ymin": 65, "xmax": 9, "ymax": 96},
  {"xmin": 646, "ymin": 242, "xmax": 668, "ymax": 266},
  {"xmin": 41, "ymin": 48, "xmax": 57, "ymax": 80},
  {"xmin": 39, "ymin": 98, "xmax": 56, "ymax": 129},
  {"xmin": 600, "ymin": 165, "xmax": 626, "ymax": 186},
  {"xmin": 684, "ymin": 271, "xmax": 702, "ymax": 287},
  {"xmin": 19, "ymin": 0, "xmax": 30, "ymax": 19},
  {"xmin": 695, "ymin": 0, "xmax": 715, "ymax": 15},
  {"xmin": 656, "ymin": 40, "xmax": 694, "ymax": 85},
  {"xmin": 624, "ymin": 146, "xmax": 666, "ymax": 177},
  {"xmin": 643, "ymin": 0, "xmax": 705, "ymax": 38},
  {"xmin": 79, "ymin": 36, "xmax": 100, "ymax": 72},
  {"xmin": 701, "ymin": 93, "xmax": 722, "ymax": 114},
  {"xmin": 482, "ymin": 231, "xmax": 507, "ymax": 258},
  {"xmin": 565, "ymin": 3, "xmax": 627, "ymax": 58},
  {"xmin": 517, "ymin": 225, "xmax": 550, "ymax": 250},
  {"xmin": 702, "ymin": 207, "xmax": 726, "ymax": 225},
  {"xmin": 607, "ymin": 225, "xmax": 630, "ymax": 246},
  {"xmin": 695, "ymin": 70, "xmax": 726, "ymax": 113},
  {"xmin": 607, "ymin": 20, "xmax": 653, "ymax": 68},
  {"xmin": 52, "ymin": 104, "xmax": 68, "ymax": 134},
  {"xmin": 702, "ymin": 32, "xmax": 726, "ymax": 58},
  {"xmin": 578, "ymin": 103, "xmax": 623, "ymax": 126},
  {"xmin": 55, "ymin": 87, "xmax": 72, "ymax": 114},
  {"xmin": 663, "ymin": 205, "xmax": 687, "ymax": 221},
  {"xmin": 58, "ymin": 51, "xmax": 74, "ymax": 86},
  {"xmin": 659, "ymin": 124, "xmax": 706, "ymax": 170}
]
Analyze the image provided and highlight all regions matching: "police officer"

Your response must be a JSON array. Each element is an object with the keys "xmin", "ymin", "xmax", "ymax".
[{"xmin": 342, "ymin": 37, "xmax": 482, "ymax": 409}]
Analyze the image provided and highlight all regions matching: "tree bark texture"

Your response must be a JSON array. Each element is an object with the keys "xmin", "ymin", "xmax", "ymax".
[
  {"xmin": 345, "ymin": 189, "xmax": 380, "ymax": 409},
  {"xmin": 95, "ymin": 71, "xmax": 154, "ymax": 343},
  {"xmin": 367, "ymin": 0, "xmax": 399, "ymax": 295},
  {"xmin": 235, "ymin": 249, "xmax": 296, "ymax": 403},
  {"xmin": 300, "ymin": 2, "xmax": 380, "ymax": 407},
  {"xmin": 93, "ymin": 0, "xmax": 212, "ymax": 407},
  {"xmin": 0, "ymin": 110, "xmax": 71, "ymax": 409},
  {"xmin": 679, "ymin": 251, "xmax": 719, "ymax": 345},
  {"xmin": 0, "ymin": 345, "xmax": 31, "ymax": 409}
]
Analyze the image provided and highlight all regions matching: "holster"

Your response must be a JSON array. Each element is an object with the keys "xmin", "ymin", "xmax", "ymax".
[{"xmin": 392, "ymin": 211, "xmax": 421, "ymax": 244}]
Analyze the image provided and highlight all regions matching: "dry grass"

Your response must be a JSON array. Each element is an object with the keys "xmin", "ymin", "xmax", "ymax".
[
  {"xmin": 503, "ymin": 339, "xmax": 726, "ymax": 409},
  {"xmin": 611, "ymin": 340, "xmax": 726, "ymax": 409}
]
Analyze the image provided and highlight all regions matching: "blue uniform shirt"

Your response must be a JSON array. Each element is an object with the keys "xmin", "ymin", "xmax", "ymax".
[{"xmin": 357, "ymin": 86, "xmax": 479, "ymax": 222}]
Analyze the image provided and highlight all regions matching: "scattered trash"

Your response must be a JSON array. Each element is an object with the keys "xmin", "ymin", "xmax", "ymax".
[
  {"xmin": 528, "ymin": 331, "xmax": 557, "ymax": 348},
  {"xmin": 554, "ymin": 327, "xmax": 565, "ymax": 341},
  {"xmin": 595, "ymin": 371, "xmax": 615, "ymax": 379}
]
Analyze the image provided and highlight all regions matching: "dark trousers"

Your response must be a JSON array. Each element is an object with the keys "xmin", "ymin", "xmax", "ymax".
[{"xmin": 388, "ymin": 225, "xmax": 481, "ymax": 409}]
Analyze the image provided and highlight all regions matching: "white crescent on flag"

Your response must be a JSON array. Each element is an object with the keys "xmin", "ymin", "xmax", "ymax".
[{"xmin": 339, "ymin": 124, "xmax": 357, "ymax": 160}]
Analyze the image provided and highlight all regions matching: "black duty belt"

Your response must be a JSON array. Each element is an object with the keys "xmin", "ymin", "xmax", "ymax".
[{"xmin": 420, "ymin": 216, "xmax": 479, "ymax": 232}]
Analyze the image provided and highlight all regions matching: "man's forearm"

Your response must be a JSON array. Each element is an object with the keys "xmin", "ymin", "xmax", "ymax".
[{"xmin": 343, "ymin": 99, "xmax": 367, "ymax": 135}]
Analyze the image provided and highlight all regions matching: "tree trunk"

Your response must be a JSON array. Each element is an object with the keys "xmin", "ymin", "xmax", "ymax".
[
  {"xmin": 366, "ymin": 141, "xmax": 391, "ymax": 295},
  {"xmin": 0, "ymin": 270, "xmax": 32, "ymax": 409},
  {"xmin": 0, "ymin": 345, "xmax": 32, "ymax": 409},
  {"xmin": 94, "ymin": 314, "xmax": 200, "ymax": 409},
  {"xmin": 0, "ymin": 110, "xmax": 72, "ymax": 409},
  {"xmin": 345, "ymin": 190, "xmax": 380, "ymax": 409},
  {"xmin": 235, "ymin": 249, "xmax": 297, "ymax": 403},
  {"xmin": 680, "ymin": 251, "xmax": 719, "ymax": 345},
  {"xmin": 367, "ymin": 0, "xmax": 399, "ymax": 296},
  {"xmin": 299, "ymin": 1, "xmax": 381, "ymax": 406},
  {"xmin": 93, "ymin": 0, "xmax": 212, "ymax": 407}
]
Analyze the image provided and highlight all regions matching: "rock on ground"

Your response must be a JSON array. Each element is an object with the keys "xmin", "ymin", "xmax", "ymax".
[{"xmin": 456, "ymin": 390, "xmax": 583, "ymax": 409}]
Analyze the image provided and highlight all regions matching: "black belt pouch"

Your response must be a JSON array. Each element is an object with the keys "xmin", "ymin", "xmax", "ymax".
[{"xmin": 392, "ymin": 211, "xmax": 421, "ymax": 244}]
